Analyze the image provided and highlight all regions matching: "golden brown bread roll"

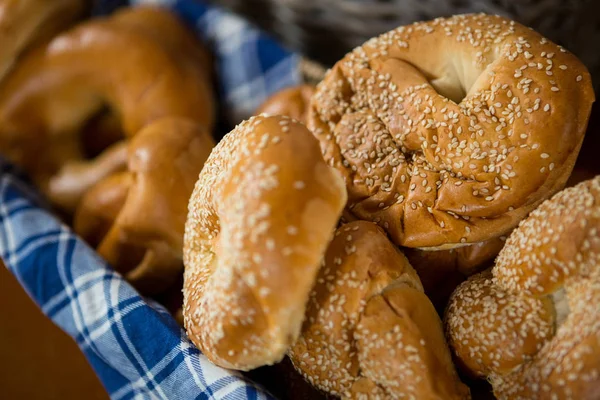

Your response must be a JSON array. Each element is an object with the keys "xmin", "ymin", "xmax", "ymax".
[
  {"xmin": 495, "ymin": 176, "xmax": 600, "ymax": 296},
  {"xmin": 307, "ymin": 14, "xmax": 594, "ymax": 249},
  {"xmin": 183, "ymin": 115, "xmax": 347, "ymax": 371},
  {"xmin": 74, "ymin": 171, "xmax": 130, "ymax": 248},
  {"xmin": 256, "ymin": 84, "xmax": 315, "ymax": 124},
  {"xmin": 0, "ymin": 6, "xmax": 214, "ymax": 212},
  {"xmin": 446, "ymin": 270, "xmax": 555, "ymax": 378},
  {"xmin": 289, "ymin": 221, "xmax": 470, "ymax": 399},
  {"xmin": 446, "ymin": 176, "xmax": 600, "ymax": 399},
  {"xmin": 0, "ymin": 0, "xmax": 88, "ymax": 82},
  {"xmin": 74, "ymin": 118, "xmax": 214, "ymax": 294}
]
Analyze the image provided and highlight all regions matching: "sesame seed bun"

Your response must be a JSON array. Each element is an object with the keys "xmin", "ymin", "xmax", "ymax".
[
  {"xmin": 289, "ymin": 221, "xmax": 470, "ymax": 399},
  {"xmin": 446, "ymin": 177, "xmax": 600, "ymax": 399},
  {"xmin": 183, "ymin": 115, "xmax": 347, "ymax": 370},
  {"xmin": 495, "ymin": 176, "xmax": 600, "ymax": 296},
  {"xmin": 445, "ymin": 270, "xmax": 555, "ymax": 378},
  {"xmin": 492, "ymin": 269, "xmax": 600, "ymax": 400},
  {"xmin": 307, "ymin": 14, "xmax": 594, "ymax": 249}
]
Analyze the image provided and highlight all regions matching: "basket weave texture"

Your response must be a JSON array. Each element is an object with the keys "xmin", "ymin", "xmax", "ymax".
[{"xmin": 210, "ymin": 0, "xmax": 600, "ymax": 88}]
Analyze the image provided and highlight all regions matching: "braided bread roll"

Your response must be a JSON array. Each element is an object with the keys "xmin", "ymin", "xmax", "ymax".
[
  {"xmin": 446, "ymin": 176, "xmax": 600, "ymax": 399},
  {"xmin": 289, "ymin": 221, "xmax": 470, "ymax": 399},
  {"xmin": 183, "ymin": 115, "xmax": 347, "ymax": 370},
  {"xmin": 308, "ymin": 14, "xmax": 594, "ymax": 249}
]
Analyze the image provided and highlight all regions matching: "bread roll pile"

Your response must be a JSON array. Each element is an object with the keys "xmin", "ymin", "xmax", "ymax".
[
  {"xmin": 0, "ymin": 4, "xmax": 597, "ymax": 399},
  {"xmin": 0, "ymin": 4, "xmax": 216, "ymax": 294},
  {"xmin": 182, "ymin": 13, "xmax": 595, "ymax": 400}
]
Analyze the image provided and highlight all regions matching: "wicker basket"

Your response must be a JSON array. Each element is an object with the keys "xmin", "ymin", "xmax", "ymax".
[{"xmin": 210, "ymin": 0, "xmax": 600, "ymax": 88}]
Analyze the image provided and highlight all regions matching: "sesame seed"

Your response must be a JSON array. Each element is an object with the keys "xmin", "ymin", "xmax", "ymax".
[{"xmin": 293, "ymin": 181, "xmax": 306, "ymax": 189}]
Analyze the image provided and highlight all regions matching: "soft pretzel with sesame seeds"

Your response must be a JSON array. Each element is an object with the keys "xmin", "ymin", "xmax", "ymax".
[
  {"xmin": 0, "ymin": 0, "xmax": 88, "ymax": 83},
  {"xmin": 445, "ymin": 176, "xmax": 600, "ymax": 399},
  {"xmin": 183, "ymin": 115, "xmax": 347, "ymax": 370},
  {"xmin": 256, "ymin": 84, "xmax": 315, "ymax": 125},
  {"xmin": 0, "ymin": 6, "xmax": 214, "ymax": 212},
  {"xmin": 289, "ymin": 221, "xmax": 470, "ymax": 399},
  {"xmin": 308, "ymin": 13, "xmax": 594, "ymax": 249}
]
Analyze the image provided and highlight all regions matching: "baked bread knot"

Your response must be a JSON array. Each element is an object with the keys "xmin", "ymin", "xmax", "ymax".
[
  {"xmin": 289, "ymin": 221, "xmax": 470, "ymax": 399},
  {"xmin": 446, "ymin": 176, "xmax": 600, "ymax": 399},
  {"xmin": 256, "ymin": 84, "xmax": 315, "ymax": 124},
  {"xmin": 74, "ymin": 118, "xmax": 214, "ymax": 294},
  {"xmin": 0, "ymin": 6, "xmax": 214, "ymax": 212},
  {"xmin": 308, "ymin": 13, "xmax": 594, "ymax": 249},
  {"xmin": 495, "ymin": 176, "xmax": 600, "ymax": 296},
  {"xmin": 405, "ymin": 236, "xmax": 506, "ymax": 309},
  {"xmin": 0, "ymin": 0, "xmax": 87, "ymax": 82},
  {"xmin": 183, "ymin": 115, "xmax": 347, "ymax": 370}
]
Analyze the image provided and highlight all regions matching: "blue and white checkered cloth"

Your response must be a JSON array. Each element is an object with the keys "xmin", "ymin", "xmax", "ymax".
[{"xmin": 0, "ymin": 0, "xmax": 304, "ymax": 398}]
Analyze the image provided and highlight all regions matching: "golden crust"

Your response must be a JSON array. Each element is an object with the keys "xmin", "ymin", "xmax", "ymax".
[
  {"xmin": 256, "ymin": 84, "xmax": 315, "ymax": 125},
  {"xmin": 0, "ymin": 0, "xmax": 87, "ymax": 82},
  {"xmin": 491, "ymin": 271, "xmax": 600, "ymax": 399},
  {"xmin": 307, "ymin": 14, "xmax": 594, "ymax": 249},
  {"xmin": 494, "ymin": 176, "xmax": 600, "ymax": 296},
  {"xmin": 183, "ymin": 115, "xmax": 347, "ymax": 370},
  {"xmin": 445, "ymin": 270, "xmax": 555, "ymax": 378},
  {"xmin": 74, "ymin": 118, "xmax": 214, "ymax": 294},
  {"xmin": 74, "ymin": 172, "xmax": 130, "ymax": 248},
  {"xmin": 289, "ymin": 221, "xmax": 469, "ymax": 399},
  {"xmin": 0, "ymin": 6, "xmax": 214, "ymax": 211},
  {"xmin": 446, "ymin": 177, "xmax": 600, "ymax": 399}
]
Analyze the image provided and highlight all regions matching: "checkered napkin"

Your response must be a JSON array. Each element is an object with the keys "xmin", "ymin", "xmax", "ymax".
[{"xmin": 0, "ymin": 0, "xmax": 303, "ymax": 398}]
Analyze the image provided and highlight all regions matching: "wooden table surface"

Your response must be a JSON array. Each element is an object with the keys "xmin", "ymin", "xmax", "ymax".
[{"xmin": 0, "ymin": 266, "xmax": 108, "ymax": 400}]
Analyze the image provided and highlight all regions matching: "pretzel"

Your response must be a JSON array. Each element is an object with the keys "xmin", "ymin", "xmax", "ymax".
[
  {"xmin": 0, "ymin": 6, "xmax": 214, "ymax": 211},
  {"xmin": 289, "ymin": 221, "xmax": 470, "ymax": 399},
  {"xmin": 256, "ymin": 84, "xmax": 315, "ymax": 124},
  {"xmin": 445, "ymin": 176, "xmax": 600, "ymax": 399},
  {"xmin": 308, "ymin": 14, "xmax": 594, "ymax": 249},
  {"xmin": 0, "ymin": 0, "xmax": 87, "ymax": 82},
  {"xmin": 183, "ymin": 115, "xmax": 347, "ymax": 370},
  {"xmin": 74, "ymin": 118, "xmax": 214, "ymax": 294}
]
